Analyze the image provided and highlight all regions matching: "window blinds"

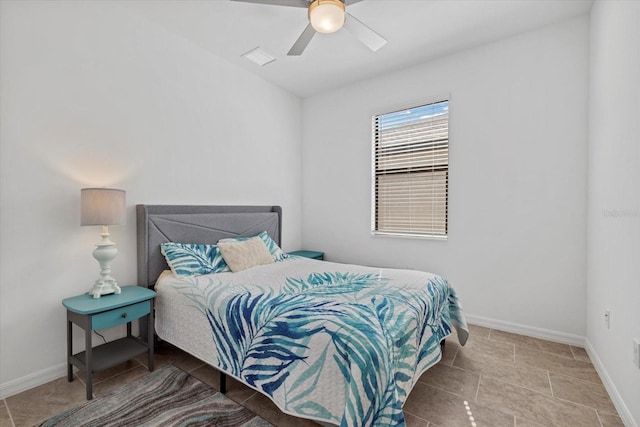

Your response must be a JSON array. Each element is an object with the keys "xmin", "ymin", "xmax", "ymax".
[{"xmin": 373, "ymin": 100, "xmax": 449, "ymax": 237}]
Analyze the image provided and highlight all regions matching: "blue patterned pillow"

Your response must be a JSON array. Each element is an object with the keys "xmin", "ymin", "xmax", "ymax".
[
  {"xmin": 160, "ymin": 243, "xmax": 230, "ymax": 277},
  {"xmin": 219, "ymin": 231, "xmax": 288, "ymax": 262}
]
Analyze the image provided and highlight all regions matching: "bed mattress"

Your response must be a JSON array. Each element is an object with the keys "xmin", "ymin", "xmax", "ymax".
[{"xmin": 154, "ymin": 256, "xmax": 468, "ymax": 426}]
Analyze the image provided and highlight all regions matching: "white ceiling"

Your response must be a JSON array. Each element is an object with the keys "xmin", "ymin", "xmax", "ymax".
[{"xmin": 123, "ymin": 0, "xmax": 593, "ymax": 98}]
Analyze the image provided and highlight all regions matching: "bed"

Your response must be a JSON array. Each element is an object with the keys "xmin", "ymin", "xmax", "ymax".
[{"xmin": 137, "ymin": 205, "xmax": 468, "ymax": 427}]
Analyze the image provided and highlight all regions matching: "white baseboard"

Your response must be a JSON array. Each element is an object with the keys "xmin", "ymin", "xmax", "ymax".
[
  {"xmin": 465, "ymin": 313, "xmax": 585, "ymax": 346},
  {"xmin": 585, "ymin": 339, "xmax": 638, "ymax": 427},
  {"xmin": 0, "ymin": 362, "xmax": 67, "ymax": 399}
]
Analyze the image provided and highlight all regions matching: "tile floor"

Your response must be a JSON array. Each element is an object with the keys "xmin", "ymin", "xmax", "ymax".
[{"xmin": 0, "ymin": 325, "xmax": 625, "ymax": 427}]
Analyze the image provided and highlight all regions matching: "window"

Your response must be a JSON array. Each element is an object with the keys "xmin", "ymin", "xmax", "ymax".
[{"xmin": 372, "ymin": 100, "xmax": 449, "ymax": 238}]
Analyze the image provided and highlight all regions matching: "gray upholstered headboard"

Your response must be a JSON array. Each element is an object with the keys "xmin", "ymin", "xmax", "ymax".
[{"xmin": 136, "ymin": 205, "xmax": 282, "ymax": 288}]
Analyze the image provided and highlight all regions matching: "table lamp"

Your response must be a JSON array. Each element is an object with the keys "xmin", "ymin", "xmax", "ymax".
[{"xmin": 81, "ymin": 188, "xmax": 126, "ymax": 298}]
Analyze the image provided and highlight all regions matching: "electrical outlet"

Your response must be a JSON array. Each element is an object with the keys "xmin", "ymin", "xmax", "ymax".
[
  {"xmin": 604, "ymin": 309, "xmax": 610, "ymax": 329},
  {"xmin": 634, "ymin": 338, "xmax": 640, "ymax": 369}
]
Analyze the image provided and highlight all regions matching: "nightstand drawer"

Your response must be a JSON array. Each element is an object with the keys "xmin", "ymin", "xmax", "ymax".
[{"xmin": 92, "ymin": 300, "xmax": 151, "ymax": 330}]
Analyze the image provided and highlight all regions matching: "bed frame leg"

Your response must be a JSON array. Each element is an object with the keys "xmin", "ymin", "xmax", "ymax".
[
  {"xmin": 440, "ymin": 339, "xmax": 445, "ymax": 351},
  {"xmin": 220, "ymin": 372, "xmax": 227, "ymax": 394}
]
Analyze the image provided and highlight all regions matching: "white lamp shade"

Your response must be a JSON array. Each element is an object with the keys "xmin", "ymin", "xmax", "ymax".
[
  {"xmin": 309, "ymin": 0, "xmax": 345, "ymax": 34},
  {"xmin": 81, "ymin": 188, "xmax": 126, "ymax": 226}
]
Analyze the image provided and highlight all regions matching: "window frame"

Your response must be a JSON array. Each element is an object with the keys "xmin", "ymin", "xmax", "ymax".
[{"xmin": 370, "ymin": 97, "xmax": 450, "ymax": 240}]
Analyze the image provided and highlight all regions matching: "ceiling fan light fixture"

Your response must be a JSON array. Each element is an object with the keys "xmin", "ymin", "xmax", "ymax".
[{"xmin": 309, "ymin": 0, "xmax": 345, "ymax": 34}]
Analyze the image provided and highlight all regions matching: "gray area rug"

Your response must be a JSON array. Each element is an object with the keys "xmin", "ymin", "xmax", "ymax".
[{"xmin": 38, "ymin": 365, "xmax": 273, "ymax": 426}]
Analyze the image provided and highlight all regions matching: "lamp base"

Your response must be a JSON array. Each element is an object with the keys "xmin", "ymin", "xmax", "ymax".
[
  {"xmin": 90, "ymin": 279, "xmax": 121, "ymax": 299},
  {"xmin": 89, "ymin": 230, "xmax": 122, "ymax": 299}
]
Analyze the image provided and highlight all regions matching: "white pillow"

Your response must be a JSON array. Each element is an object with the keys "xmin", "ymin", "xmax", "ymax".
[
  {"xmin": 217, "ymin": 236, "xmax": 274, "ymax": 272},
  {"xmin": 219, "ymin": 231, "xmax": 288, "ymax": 262}
]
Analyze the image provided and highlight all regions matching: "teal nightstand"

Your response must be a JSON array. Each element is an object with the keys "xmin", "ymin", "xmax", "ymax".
[
  {"xmin": 62, "ymin": 286, "xmax": 156, "ymax": 399},
  {"xmin": 289, "ymin": 250, "xmax": 324, "ymax": 260}
]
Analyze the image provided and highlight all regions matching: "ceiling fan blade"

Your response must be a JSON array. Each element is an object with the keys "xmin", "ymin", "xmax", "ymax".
[
  {"xmin": 230, "ymin": 0, "xmax": 309, "ymax": 7},
  {"xmin": 343, "ymin": 13, "xmax": 387, "ymax": 52},
  {"xmin": 288, "ymin": 23, "xmax": 316, "ymax": 56},
  {"xmin": 344, "ymin": 0, "xmax": 364, "ymax": 5}
]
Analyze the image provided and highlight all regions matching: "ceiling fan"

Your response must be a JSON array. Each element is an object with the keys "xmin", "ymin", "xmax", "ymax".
[{"xmin": 231, "ymin": 0, "xmax": 387, "ymax": 56}]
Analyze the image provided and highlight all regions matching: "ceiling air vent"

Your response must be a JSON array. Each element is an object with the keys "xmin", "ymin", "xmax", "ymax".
[{"xmin": 241, "ymin": 47, "xmax": 277, "ymax": 66}]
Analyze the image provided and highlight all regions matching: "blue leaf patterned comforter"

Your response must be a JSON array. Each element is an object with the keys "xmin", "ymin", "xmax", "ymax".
[{"xmin": 154, "ymin": 257, "xmax": 468, "ymax": 427}]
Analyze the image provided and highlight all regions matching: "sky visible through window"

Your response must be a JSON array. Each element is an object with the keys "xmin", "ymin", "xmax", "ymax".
[{"xmin": 378, "ymin": 101, "xmax": 449, "ymax": 130}]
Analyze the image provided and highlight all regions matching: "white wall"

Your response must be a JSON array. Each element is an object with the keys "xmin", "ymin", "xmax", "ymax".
[
  {"xmin": 587, "ymin": 1, "xmax": 640, "ymax": 425},
  {"xmin": 0, "ymin": 1, "xmax": 302, "ymax": 394},
  {"xmin": 302, "ymin": 17, "xmax": 589, "ymax": 338}
]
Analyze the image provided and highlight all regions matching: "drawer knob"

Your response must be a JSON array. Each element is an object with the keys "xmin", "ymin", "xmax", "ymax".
[{"xmin": 121, "ymin": 313, "xmax": 128, "ymax": 319}]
